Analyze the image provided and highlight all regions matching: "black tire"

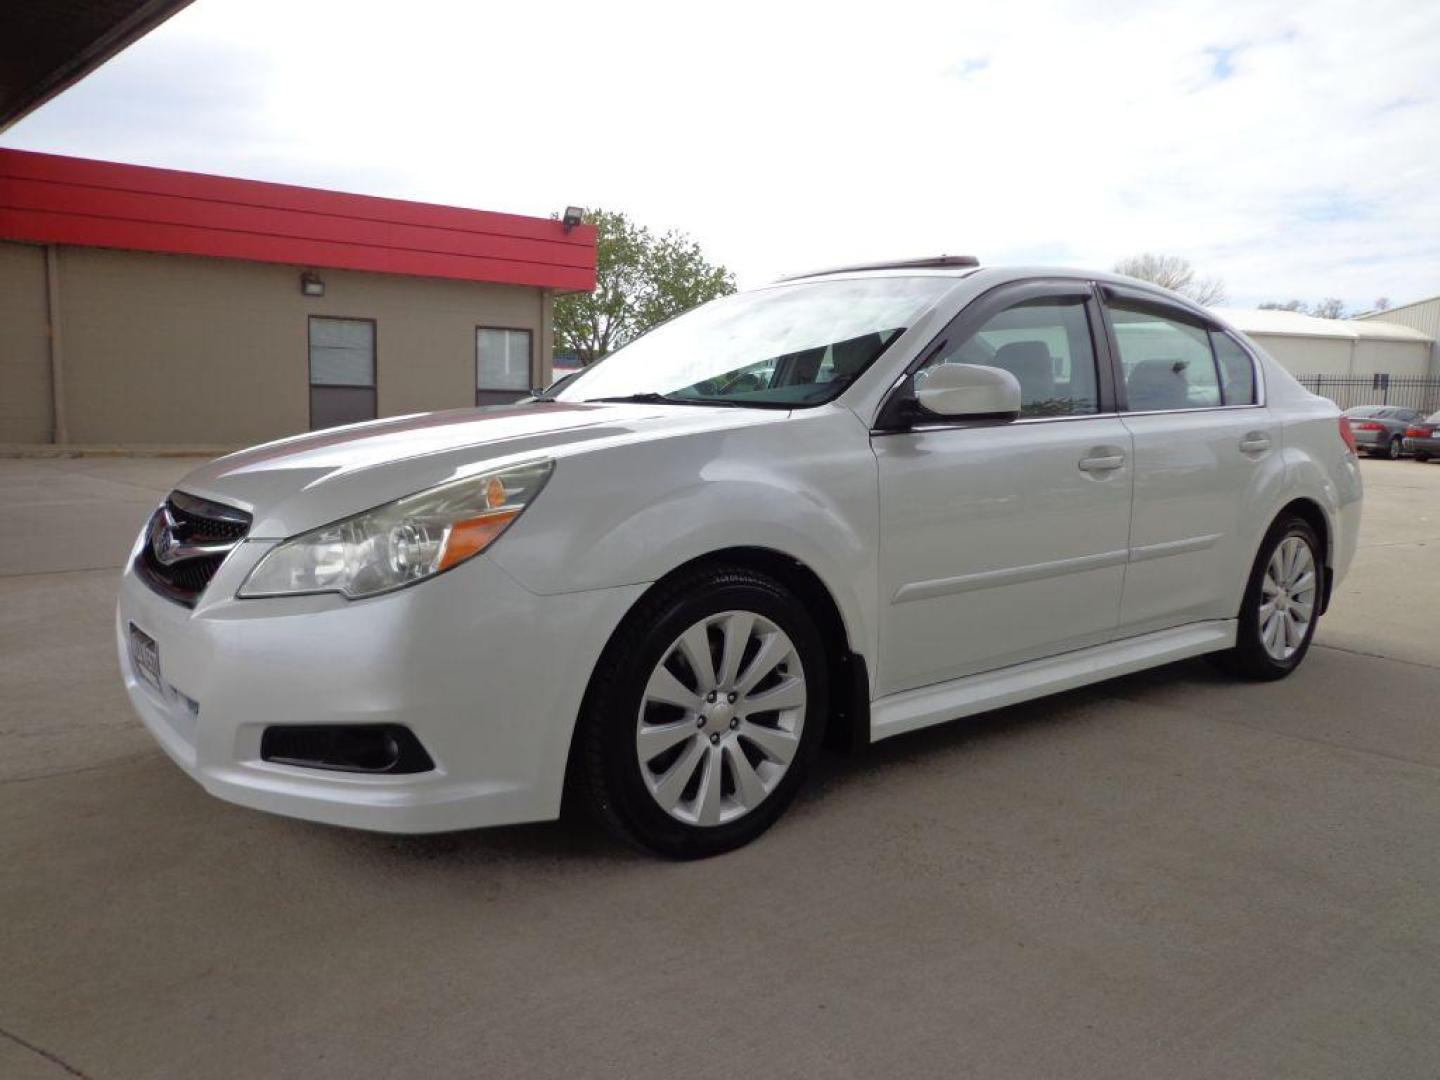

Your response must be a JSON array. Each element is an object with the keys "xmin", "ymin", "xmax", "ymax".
[
  {"xmin": 1388, "ymin": 435, "xmax": 1404, "ymax": 460},
  {"xmin": 1214, "ymin": 515, "xmax": 1323, "ymax": 681},
  {"xmin": 1416, "ymin": 452, "xmax": 1431, "ymax": 464},
  {"xmin": 575, "ymin": 565, "xmax": 828, "ymax": 858}
]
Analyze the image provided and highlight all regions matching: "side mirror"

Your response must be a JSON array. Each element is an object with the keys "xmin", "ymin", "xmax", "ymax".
[{"xmin": 913, "ymin": 363, "xmax": 1022, "ymax": 421}]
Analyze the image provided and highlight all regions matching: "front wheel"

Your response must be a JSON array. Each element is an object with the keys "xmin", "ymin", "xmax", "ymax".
[
  {"xmin": 1217, "ymin": 516, "xmax": 1323, "ymax": 680},
  {"xmin": 1388, "ymin": 435, "xmax": 1404, "ymax": 460},
  {"xmin": 575, "ymin": 566, "xmax": 828, "ymax": 858}
]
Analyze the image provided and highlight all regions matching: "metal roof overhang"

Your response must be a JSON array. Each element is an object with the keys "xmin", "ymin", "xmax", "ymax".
[{"xmin": 0, "ymin": 0, "xmax": 195, "ymax": 132}]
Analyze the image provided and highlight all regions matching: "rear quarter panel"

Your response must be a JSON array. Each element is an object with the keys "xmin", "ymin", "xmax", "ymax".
[{"xmin": 1241, "ymin": 354, "xmax": 1363, "ymax": 606}]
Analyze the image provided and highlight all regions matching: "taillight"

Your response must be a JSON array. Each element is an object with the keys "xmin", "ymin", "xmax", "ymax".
[
  {"xmin": 1339, "ymin": 417, "xmax": 1357, "ymax": 453},
  {"xmin": 1353, "ymin": 422, "xmax": 1384, "ymax": 431},
  {"xmin": 1407, "ymin": 426, "xmax": 1432, "ymax": 438}
]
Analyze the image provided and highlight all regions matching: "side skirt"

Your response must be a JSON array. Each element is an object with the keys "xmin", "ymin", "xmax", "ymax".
[{"xmin": 870, "ymin": 620, "xmax": 1237, "ymax": 742}]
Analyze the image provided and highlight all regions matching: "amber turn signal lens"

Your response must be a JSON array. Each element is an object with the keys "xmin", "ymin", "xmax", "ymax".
[
  {"xmin": 438, "ymin": 509, "xmax": 520, "ymax": 571},
  {"xmin": 484, "ymin": 476, "xmax": 507, "ymax": 509}
]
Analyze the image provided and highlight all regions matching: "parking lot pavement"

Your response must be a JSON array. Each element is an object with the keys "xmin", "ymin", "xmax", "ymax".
[
  {"xmin": 1, "ymin": 455, "xmax": 1438, "ymax": 1079},
  {"xmin": 0, "ymin": 456, "xmax": 193, "ymax": 577}
]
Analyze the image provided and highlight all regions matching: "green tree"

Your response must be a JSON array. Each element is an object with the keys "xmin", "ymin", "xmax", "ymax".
[{"xmin": 554, "ymin": 209, "xmax": 735, "ymax": 365}]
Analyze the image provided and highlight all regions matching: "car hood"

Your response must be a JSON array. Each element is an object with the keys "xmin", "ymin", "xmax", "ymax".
[{"xmin": 174, "ymin": 401, "xmax": 775, "ymax": 538}]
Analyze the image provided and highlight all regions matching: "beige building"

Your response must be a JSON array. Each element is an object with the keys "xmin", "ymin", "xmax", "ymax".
[
  {"xmin": 1357, "ymin": 294, "xmax": 1440, "ymax": 373},
  {"xmin": 1210, "ymin": 306, "xmax": 1436, "ymax": 380},
  {"xmin": 0, "ymin": 149, "xmax": 596, "ymax": 447}
]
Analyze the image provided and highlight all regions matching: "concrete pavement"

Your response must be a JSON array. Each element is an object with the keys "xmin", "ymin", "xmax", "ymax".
[{"xmin": 1, "ymin": 455, "xmax": 1438, "ymax": 1079}]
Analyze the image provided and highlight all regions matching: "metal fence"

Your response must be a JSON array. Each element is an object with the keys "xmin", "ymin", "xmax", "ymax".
[{"xmin": 1294, "ymin": 374, "xmax": 1440, "ymax": 415}]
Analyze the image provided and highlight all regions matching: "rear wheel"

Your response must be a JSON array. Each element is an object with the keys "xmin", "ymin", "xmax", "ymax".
[
  {"xmin": 1216, "ymin": 516, "xmax": 1322, "ymax": 680},
  {"xmin": 575, "ymin": 566, "xmax": 827, "ymax": 858},
  {"xmin": 1416, "ymin": 452, "xmax": 1431, "ymax": 463}
]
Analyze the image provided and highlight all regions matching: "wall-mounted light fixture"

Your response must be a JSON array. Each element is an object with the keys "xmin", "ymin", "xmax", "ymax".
[
  {"xmin": 561, "ymin": 206, "xmax": 584, "ymax": 233},
  {"xmin": 300, "ymin": 271, "xmax": 325, "ymax": 297}
]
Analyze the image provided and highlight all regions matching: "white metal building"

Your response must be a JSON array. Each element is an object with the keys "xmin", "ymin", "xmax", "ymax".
[
  {"xmin": 1357, "ymin": 294, "xmax": 1440, "ymax": 351},
  {"xmin": 1209, "ymin": 307, "xmax": 1436, "ymax": 379}
]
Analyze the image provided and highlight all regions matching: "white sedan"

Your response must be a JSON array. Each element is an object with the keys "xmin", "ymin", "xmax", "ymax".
[{"xmin": 118, "ymin": 258, "xmax": 1363, "ymax": 857}]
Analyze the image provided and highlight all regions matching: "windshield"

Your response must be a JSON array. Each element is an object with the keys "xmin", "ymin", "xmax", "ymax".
[{"xmin": 555, "ymin": 276, "xmax": 956, "ymax": 408}]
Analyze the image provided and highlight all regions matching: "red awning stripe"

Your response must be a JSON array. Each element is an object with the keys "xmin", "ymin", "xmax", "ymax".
[{"xmin": 0, "ymin": 148, "xmax": 596, "ymax": 291}]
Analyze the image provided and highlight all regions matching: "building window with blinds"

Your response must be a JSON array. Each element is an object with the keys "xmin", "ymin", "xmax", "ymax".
[
  {"xmin": 309, "ymin": 317, "xmax": 377, "ymax": 430},
  {"xmin": 476, "ymin": 327, "xmax": 533, "ymax": 405}
]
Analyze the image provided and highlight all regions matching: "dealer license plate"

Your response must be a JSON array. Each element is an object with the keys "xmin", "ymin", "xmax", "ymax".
[{"xmin": 128, "ymin": 623, "xmax": 162, "ymax": 693}]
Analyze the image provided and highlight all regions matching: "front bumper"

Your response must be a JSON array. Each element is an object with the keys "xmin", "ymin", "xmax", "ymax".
[{"xmin": 117, "ymin": 538, "xmax": 646, "ymax": 833}]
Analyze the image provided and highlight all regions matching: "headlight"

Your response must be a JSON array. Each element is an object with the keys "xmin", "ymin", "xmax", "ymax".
[{"xmin": 237, "ymin": 459, "xmax": 553, "ymax": 600}]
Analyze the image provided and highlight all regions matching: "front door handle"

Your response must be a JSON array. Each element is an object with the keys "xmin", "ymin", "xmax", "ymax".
[
  {"xmin": 1239, "ymin": 432, "xmax": 1272, "ymax": 454},
  {"xmin": 1078, "ymin": 452, "xmax": 1126, "ymax": 473}
]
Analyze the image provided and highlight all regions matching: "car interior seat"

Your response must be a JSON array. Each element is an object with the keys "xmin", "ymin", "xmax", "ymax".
[
  {"xmin": 1126, "ymin": 358, "xmax": 1190, "ymax": 410},
  {"xmin": 990, "ymin": 341, "xmax": 1056, "ymax": 406}
]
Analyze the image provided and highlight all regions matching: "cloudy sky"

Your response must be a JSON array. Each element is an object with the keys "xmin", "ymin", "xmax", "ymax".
[{"xmin": 6, "ymin": 0, "xmax": 1438, "ymax": 309}]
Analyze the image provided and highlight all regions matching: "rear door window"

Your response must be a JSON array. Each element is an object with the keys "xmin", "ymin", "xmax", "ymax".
[{"xmin": 1107, "ymin": 301, "xmax": 1221, "ymax": 411}]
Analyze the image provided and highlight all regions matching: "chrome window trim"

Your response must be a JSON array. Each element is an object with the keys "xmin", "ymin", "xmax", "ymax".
[
  {"xmin": 1119, "ymin": 403, "xmax": 1266, "ymax": 418},
  {"xmin": 871, "ymin": 411, "xmax": 1120, "ymax": 436},
  {"xmin": 1011, "ymin": 411, "xmax": 1114, "ymax": 424},
  {"xmin": 869, "ymin": 400, "xmax": 1272, "ymax": 436}
]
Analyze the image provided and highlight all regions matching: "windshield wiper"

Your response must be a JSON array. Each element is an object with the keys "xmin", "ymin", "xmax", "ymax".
[{"xmin": 585, "ymin": 392, "xmax": 745, "ymax": 407}]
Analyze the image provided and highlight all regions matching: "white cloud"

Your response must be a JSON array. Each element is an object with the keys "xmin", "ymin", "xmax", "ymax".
[{"xmin": 6, "ymin": 0, "xmax": 1439, "ymax": 309}]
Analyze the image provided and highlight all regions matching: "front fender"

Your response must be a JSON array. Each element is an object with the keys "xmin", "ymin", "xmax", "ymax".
[{"xmin": 488, "ymin": 408, "xmax": 881, "ymax": 662}]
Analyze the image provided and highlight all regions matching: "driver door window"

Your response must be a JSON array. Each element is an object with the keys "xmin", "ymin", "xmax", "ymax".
[{"xmin": 920, "ymin": 298, "xmax": 1100, "ymax": 417}]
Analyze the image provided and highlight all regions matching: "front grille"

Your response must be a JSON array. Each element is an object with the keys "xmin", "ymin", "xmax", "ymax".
[
  {"xmin": 169, "ymin": 497, "xmax": 249, "ymax": 542},
  {"xmin": 134, "ymin": 491, "xmax": 252, "ymax": 607}
]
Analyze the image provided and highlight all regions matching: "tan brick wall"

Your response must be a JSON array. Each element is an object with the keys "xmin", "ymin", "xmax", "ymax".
[
  {"xmin": 5, "ymin": 243, "xmax": 547, "ymax": 445},
  {"xmin": 0, "ymin": 241, "xmax": 53, "ymax": 443}
]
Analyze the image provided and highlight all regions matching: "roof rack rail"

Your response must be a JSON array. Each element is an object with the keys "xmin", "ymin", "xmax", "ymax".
[{"xmin": 775, "ymin": 255, "xmax": 980, "ymax": 282}]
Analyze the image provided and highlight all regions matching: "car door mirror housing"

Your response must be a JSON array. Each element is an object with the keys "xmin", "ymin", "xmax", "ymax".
[{"xmin": 911, "ymin": 363, "xmax": 1022, "ymax": 422}]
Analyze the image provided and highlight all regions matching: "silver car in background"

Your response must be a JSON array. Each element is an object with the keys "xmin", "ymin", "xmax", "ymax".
[
  {"xmin": 1342, "ymin": 406, "xmax": 1423, "ymax": 459},
  {"xmin": 1403, "ymin": 411, "xmax": 1440, "ymax": 463}
]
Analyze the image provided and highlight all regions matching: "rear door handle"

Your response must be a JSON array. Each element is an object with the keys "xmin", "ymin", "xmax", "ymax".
[
  {"xmin": 1078, "ymin": 453, "xmax": 1125, "ymax": 473},
  {"xmin": 1239, "ymin": 432, "xmax": 1272, "ymax": 454}
]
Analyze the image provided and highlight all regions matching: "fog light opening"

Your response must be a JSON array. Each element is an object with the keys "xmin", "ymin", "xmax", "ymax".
[{"xmin": 260, "ymin": 724, "xmax": 435, "ymax": 774}]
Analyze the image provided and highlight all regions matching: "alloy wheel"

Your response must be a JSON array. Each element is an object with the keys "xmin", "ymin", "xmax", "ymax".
[
  {"xmin": 1259, "ymin": 536, "xmax": 1317, "ymax": 661},
  {"xmin": 635, "ymin": 610, "xmax": 806, "ymax": 827}
]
